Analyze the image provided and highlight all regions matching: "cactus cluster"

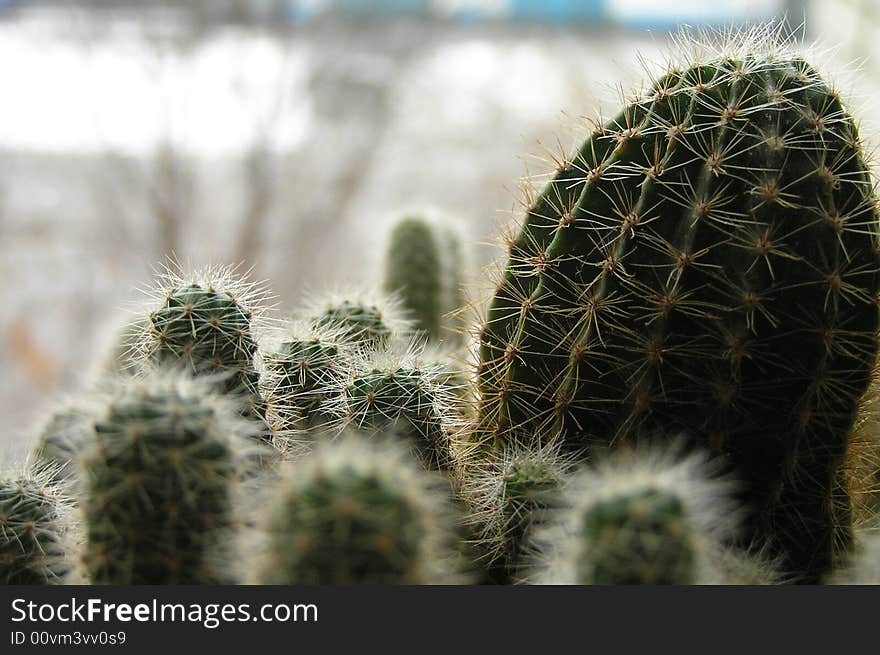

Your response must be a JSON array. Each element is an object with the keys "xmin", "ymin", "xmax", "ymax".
[
  {"xmin": 252, "ymin": 434, "xmax": 469, "ymax": 584},
  {"xmin": 477, "ymin": 33, "xmax": 880, "ymax": 581},
  {"xmin": 7, "ymin": 27, "xmax": 880, "ymax": 588},
  {"xmin": 81, "ymin": 371, "xmax": 254, "ymax": 584},
  {"xmin": 0, "ymin": 465, "xmax": 72, "ymax": 585}
]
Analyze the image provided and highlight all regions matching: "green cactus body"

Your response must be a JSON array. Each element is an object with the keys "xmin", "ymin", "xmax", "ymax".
[
  {"xmin": 149, "ymin": 284, "xmax": 262, "ymax": 416},
  {"xmin": 384, "ymin": 217, "xmax": 443, "ymax": 339},
  {"xmin": 478, "ymin": 46, "xmax": 880, "ymax": 580},
  {"xmin": 0, "ymin": 471, "xmax": 70, "ymax": 584},
  {"xmin": 82, "ymin": 374, "xmax": 250, "ymax": 584},
  {"xmin": 580, "ymin": 489, "xmax": 695, "ymax": 584},
  {"xmin": 340, "ymin": 366, "xmax": 451, "ymax": 470},
  {"xmin": 531, "ymin": 447, "xmax": 735, "ymax": 584},
  {"xmin": 312, "ymin": 300, "xmax": 394, "ymax": 347},
  {"xmin": 463, "ymin": 442, "xmax": 570, "ymax": 582},
  {"xmin": 32, "ymin": 405, "xmax": 91, "ymax": 487},
  {"xmin": 261, "ymin": 323, "xmax": 351, "ymax": 433},
  {"xmin": 255, "ymin": 436, "xmax": 468, "ymax": 584}
]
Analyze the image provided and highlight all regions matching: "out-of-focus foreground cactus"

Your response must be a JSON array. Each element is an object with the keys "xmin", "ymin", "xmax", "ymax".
[
  {"xmin": 252, "ymin": 434, "xmax": 470, "ymax": 584},
  {"xmin": 477, "ymin": 30, "xmax": 880, "ymax": 581}
]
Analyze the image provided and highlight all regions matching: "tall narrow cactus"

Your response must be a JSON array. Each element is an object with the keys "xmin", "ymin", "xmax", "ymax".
[
  {"xmin": 260, "ymin": 321, "xmax": 353, "ymax": 435},
  {"xmin": 529, "ymin": 447, "xmax": 737, "ymax": 584},
  {"xmin": 384, "ymin": 216, "xmax": 443, "ymax": 339},
  {"xmin": 252, "ymin": 434, "xmax": 470, "ymax": 584},
  {"xmin": 81, "ymin": 371, "xmax": 256, "ymax": 584},
  {"xmin": 0, "ymin": 465, "xmax": 72, "ymax": 584},
  {"xmin": 383, "ymin": 215, "xmax": 467, "ymax": 343},
  {"xmin": 134, "ymin": 263, "xmax": 271, "ymax": 420},
  {"xmin": 477, "ymin": 29, "xmax": 880, "ymax": 581}
]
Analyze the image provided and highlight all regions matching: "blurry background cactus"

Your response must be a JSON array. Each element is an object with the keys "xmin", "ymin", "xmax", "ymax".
[
  {"xmin": 31, "ymin": 403, "xmax": 92, "ymax": 488},
  {"xmin": 477, "ymin": 30, "xmax": 880, "ymax": 581},
  {"xmin": 0, "ymin": 464, "xmax": 73, "ymax": 584},
  {"xmin": 81, "ymin": 371, "xmax": 255, "ymax": 584},
  {"xmin": 252, "ymin": 434, "xmax": 470, "ymax": 584},
  {"xmin": 133, "ymin": 263, "xmax": 271, "ymax": 421},
  {"xmin": 383, "ymin": 214, "xmax": 467, "ymax": 344}
]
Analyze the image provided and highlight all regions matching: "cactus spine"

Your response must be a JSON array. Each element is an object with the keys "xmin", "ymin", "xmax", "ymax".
[
  {"xmin": 253, "ymin": 434, "xmax": 469, "ymax": 584},
  {"xmin": 81, "ymin": 372, "xmax": 253, "ymax": 584},
  {"xmin": 307, "ymin": 291, "xmax": 410, "ymax": 348},
  {"xmin": 477, "ymin": 32, "xmax": 880, "ymax": 581},
  {"xmin": 0, "ymin": 465, "xmax": 72, "ymax": 584}
]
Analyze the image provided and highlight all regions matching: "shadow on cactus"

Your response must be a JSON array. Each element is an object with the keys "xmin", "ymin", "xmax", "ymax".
[{"xmin": 476, "ymin": 25, "xmax": 880, "ymax": 582}]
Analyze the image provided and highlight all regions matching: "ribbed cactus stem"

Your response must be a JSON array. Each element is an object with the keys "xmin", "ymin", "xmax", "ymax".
[{"xmin": 478, "ymin": 33, "xmax": 880, "ymax": 581}]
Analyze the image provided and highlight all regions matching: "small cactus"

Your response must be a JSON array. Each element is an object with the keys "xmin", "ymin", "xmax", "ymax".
[
  {"xmin": 260, "ymin": 321, "xmax": 353, "ymax": 434},
  {"xmin": 133, "ymin": 263, "xmax": 271, "ymax": 421},
  {"xmin": 0, "ymin": 464, "xmax": 73, "ymax": 585},
  {"xmin": 81, "ymin": 371, "xmax": 257, "ymax": 584},
  {"xmin": 462, "ymin": 440, "xmax": 575, "ymax": 582},
  {"xmin": 306, "ymin": 290, "xmax": 411, "ymax": 348},
  {"xmin": 529, "ymin": 446, "xmax": 737, "ymax": 584},
  {"xmin": 252, "ymin": 434, "xmax": 470, "ymax": 584}
]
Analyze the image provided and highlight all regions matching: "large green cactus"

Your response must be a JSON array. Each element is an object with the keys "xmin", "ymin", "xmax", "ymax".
[
  {"xmin": 82, "ymin": 372, "xmax": 254, "ymax": 584},
  {"xmin": 253, "ymin": 434, "xmax": 469, "ymax": 584},
  {"xmin": 477, "ymin": 36, "xmax": 880, "ymax": 581}
]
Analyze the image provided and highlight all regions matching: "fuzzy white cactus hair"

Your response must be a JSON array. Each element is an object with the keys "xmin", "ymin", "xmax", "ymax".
[{"xmin": 526, "ymin": 443, "xmax": 741, "ymax": 585}]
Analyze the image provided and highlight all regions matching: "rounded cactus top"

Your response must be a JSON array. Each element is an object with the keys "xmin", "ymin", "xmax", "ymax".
[{"xmin": 0, "ymin": 466, "xmax": 72, "ymax": 585}]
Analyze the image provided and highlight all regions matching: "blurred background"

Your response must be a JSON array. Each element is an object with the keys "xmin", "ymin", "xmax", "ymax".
[{"xmin": 0, "ymin": 0, "xmax": 876, "ymax": 455}]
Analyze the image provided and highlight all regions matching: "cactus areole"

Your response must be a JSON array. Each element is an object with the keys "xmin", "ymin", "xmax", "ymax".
[{"xmin": 477, "ymin": 51, "xmax": 880, "ymax": 581}]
